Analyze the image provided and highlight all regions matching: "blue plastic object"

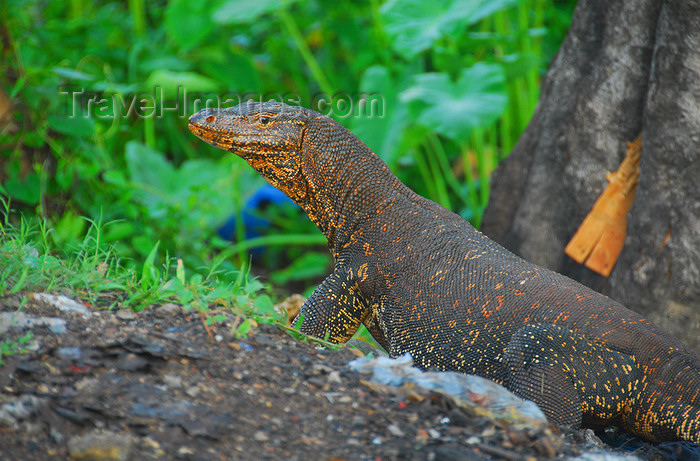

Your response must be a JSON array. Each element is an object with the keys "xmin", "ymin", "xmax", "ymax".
[{"xmin": 218, "ymin": 184, "xmax": 297, "ymax": 241}]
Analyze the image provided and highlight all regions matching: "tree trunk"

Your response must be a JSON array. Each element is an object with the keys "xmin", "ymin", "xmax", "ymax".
[{"xmin": 482, "ymin": 0, "xmax": 700, "ymax": 352}]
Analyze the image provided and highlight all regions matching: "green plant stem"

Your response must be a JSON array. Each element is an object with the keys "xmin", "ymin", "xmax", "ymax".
[
  {"xmin": 69, "ymin": 0, "xmax": 83, "ymax": 20},
  {"xmin": 471, "ymin": 128, "xmax": 489, "ymax": 211},
  {"xmin": 422, "ymin": 142, "xmax": 451, "ymax": 210},
  {"xmin": 428, "ymin": 134, "xmax": 470, "ymax": 210},
  {"xmin": 143, "ymin": 116, "xmax": 156, "ymax": 149},
  {"xmin": 128, "ymin": 0, "xmax": 146, "ymax": 36},
  {"xmin": 493, "ymin": 10, "xmax": 513, "ymax": 158},
  {"xmin": 277, "ymin": 9, "xmax": 335, "ymax": 97},
  {"xmin": 369, "ymin": 0, "xmax": 392, "ymax": 68},
  {"xmin": 232, "ymin": 180, "xmax": 247, "ymax": 268},
  {"xmin": 413, "ymin": 146, "xmax": 439, "ymax": 200}
]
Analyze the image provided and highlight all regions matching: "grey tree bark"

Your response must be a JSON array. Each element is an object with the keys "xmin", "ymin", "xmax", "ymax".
[{"xmin": 481, "ymin": 0, "xmax": 700, "ymax": 352}]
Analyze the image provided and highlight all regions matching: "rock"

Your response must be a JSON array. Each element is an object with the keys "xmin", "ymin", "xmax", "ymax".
[
  {"xmin": 387, "ymin": 424, "xmax": 405, "ymax": 437},
  {"xmin": 349, "ymin": 353, "xmax": 547, "ymax": 428},
  {"xmin": 326, "ymin": 370, "xmax": 342, "ymax": 385},
  {"xmin": 67, "ymin": 430, "xmax": 134, "ymax": 461},
  {"xmin": 154, "ymin": 303, "xmax": 181, "ymax": 318},
  {"xmin": 162, "ymin": 374, "xmax": 183, "ymax": 388},
  {"xmin": 55, "ymin": 346, "xmax": 85, "ymax": 361},
  {"xmin": 32, "ymin": 293, "xmax": 91, "ymax": 317},
  {"xmin": 176, "ymin": 446, "xmax": 194, "ymax": 458},
  {"xmin": 0, "ymin": 312, "xmax": 67, "ymax": 334},
  {"xmin": 253, "ymin": 430, "xmax": 269, "ymax": 442},
  {"xmin": 115, "ymin": 310, "xmax": 136, "ymax": 321},
  {"xmin": 1, "ymin": 394, "xmax": 42, "ymax": 421},
  {"xmin": 115, "ymin": 353, "xmax": 149, "ymax": 371},
  {"xmin": 0, "ymin": 409, "xmax": 17, "ymax": 428}
]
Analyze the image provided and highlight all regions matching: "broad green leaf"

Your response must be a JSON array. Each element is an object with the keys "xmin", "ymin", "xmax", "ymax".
[
  {"xmin": 52, "ymin": 210, "xmax": 87, "ymax": 246},
  {"xmin": 47, "ymin": 115, "xmax": 95, "ymax": 137},
  {"xmin": 125, "ymin": 141, "xmax": 178, "ymax": 217},
  {"xmin": 144, "ymin": 70, "xmax": 219, "ymax": 100},
  {"xmin": 400, "ymin": 63, "xmax": 507, "ymax": 143},
  {"xmin": 349, "ymin": 66, "xmax": 409, "ymax": 168},
  {"xmin": 4, "ymin": 175, "xmax": 40, "ymax": 205},
  {"xmin": 201, "ymin": 53, "xmax": 261, "ymax": 92},
  {"xmin": 254, "ymin": 295, "xmax": 276, "ymax": 316},
  {"xmin": 214, "ymin": 0, "xmax": 298, "ymax": 24},
  {"xmin": 3, "ymin": 160, "xmax": 40, "ymax": 205},
  {"xmin": 125, "ymin": 141, "xmax": 237, "ymax": 222},
  {"xmin": 381, "ymin": 0, "xmax": 520, "ymax": 58},
  {"xmin": 165, "ymin": 0, "xmax": 216, "ymax": 50}
]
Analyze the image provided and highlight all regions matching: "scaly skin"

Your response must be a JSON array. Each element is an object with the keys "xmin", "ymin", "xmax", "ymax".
[{"xmin": 189, "ymin": 102, "xmax": 700, "ymax": 443}]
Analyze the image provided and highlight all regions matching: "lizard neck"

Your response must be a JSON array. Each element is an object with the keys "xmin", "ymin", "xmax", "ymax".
[{"xmin": 295, "ymin": 117, "xmax": 408, "ymax": 258}]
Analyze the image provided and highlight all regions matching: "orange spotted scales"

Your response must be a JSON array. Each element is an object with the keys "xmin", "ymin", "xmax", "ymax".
[{"xmin": 189, "ymin": 102, "xmax": 700, "ymax": 443}]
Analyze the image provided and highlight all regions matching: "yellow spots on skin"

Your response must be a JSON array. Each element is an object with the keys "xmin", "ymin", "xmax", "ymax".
[{"xmin": 358, "ymin": 263, "xmax": 369, "ymax": 281}]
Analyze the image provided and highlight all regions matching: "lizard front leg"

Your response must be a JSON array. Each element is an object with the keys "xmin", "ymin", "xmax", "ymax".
[{"xmin": 294, "ymin": 265, "xmax": 371, "ymax": 344}]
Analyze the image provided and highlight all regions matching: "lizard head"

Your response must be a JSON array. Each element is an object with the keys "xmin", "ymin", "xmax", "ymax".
[
  {"xmin": 189, "ymin": 101, "xmax": 312, "ymax": 195},
  {"xmin": 190, "ymin": 101, "xmax": 398, "ymax": 250}
]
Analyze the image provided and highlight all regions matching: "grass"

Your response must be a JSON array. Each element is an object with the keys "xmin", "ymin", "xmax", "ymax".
[
  {"xmin": 0, "ymin": 332, "xmax": 33, "ymax": 366},
  {"xmin": 0, "ymin": 198, "xmax": 283, "ymax": 339}
]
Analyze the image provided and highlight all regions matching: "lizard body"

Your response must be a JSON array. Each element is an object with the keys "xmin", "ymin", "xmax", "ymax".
[{"xmin": 189, "ymin": 102, "xmax": 700, "ymax": 443}]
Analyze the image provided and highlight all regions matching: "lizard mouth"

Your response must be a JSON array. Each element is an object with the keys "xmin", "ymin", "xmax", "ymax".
[{"xmin": 188, "ymin": 122, "xmax": 281, "ymax": 156}]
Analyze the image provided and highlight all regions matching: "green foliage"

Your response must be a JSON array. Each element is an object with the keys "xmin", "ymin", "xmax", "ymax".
[
  {"xmin": 0, "ymin": 203, "xmax": 281, "ymax": 340},
  {"xmin": 0, "ymin": 0, "xmax": 576, "ymax": 295},
  {"xmin": 401, "ymin": 64, "xmax": 507, "ymax": 144},
  {"xmin": 381, "ymin": 0, "xmax": 520, "ymax": 58},
  {"xmin": 0, "ymin": 332, "xmax": 33, "ymax": 366}
]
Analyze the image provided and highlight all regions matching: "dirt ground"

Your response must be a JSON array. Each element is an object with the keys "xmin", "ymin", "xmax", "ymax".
[{"xmin": 0, "ymin": 293, "xmax": 695, "ymax": 460}]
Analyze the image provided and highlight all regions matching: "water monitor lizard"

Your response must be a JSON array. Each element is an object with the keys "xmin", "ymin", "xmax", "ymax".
[{"xmin": 189, "ymin": 101, "xmax": 700, "ymax": 443}]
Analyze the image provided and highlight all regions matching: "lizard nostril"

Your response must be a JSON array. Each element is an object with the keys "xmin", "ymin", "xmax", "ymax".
[{"xmin": 205, "ymin": 115, "xmax": 216, "ymax": 123}]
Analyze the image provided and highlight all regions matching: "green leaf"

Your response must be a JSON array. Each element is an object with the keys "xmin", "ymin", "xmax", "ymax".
[
  {"xmin": 125, "ymin": 141, "xmax": 236, "ymax": 224},
  {"xmin": 52, "ymin": 210, "xmax": 87, "ymax": 247},
  {"xmin": 47, "ymin": 115, "xmax": 95, "ymax": 137},
  {"xmin": 201, "ymin": 53, "xmax": 261, "ymax": 92},
  {"xmin": 3, "ymin": 159, "xmax": 41, "ymax": 205},
  {"xmin": 214, "ymin": 0, "xmax": 298, "ymax": 24},
  {"xmin": 144, "ymin": 70, "xmax": 219, "ymax": 100},
  {"xmin": 125, "ymin": 141, "xmax": 178, "ymax": 218},
  {"xmin": 141, "ymin": 240, "xmax": 161, "ymax": 287},
  {"xmin": 381, "ymin": 0, "xmax": 520, "ymax": 58},
  {"xmin": 350, "ymin": 65, "xmax": 410, "ymax": 168},
  {"xmin": 400, "ymin": 63, "xmax": 507, "ymax": 143},
  {"xmin": 234, "ymin": 318, "xmax": 256, "ymax": 338},
  {"xmin": 165, "ymin": 0, "xmax": 216, "ymax": 50},
  {"xmin": 254, "ymin": 294, "xmax": 276, "ymax": 317}
]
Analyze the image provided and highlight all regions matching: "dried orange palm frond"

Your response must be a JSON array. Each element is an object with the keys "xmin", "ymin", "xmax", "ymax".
[{"xmin": 565, "ymin": 134, "xmax": 642, "ymax": 277}]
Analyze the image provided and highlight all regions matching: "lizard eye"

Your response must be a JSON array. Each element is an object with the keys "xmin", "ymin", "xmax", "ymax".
[{"xmin": 258, "ymin": 117, "xmax": 271, "ymax": 126}]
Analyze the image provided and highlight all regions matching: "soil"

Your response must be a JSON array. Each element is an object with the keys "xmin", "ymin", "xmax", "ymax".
[{"xmin": 0, "ymin": 293, "xmax": 693, "ymax": 460}]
